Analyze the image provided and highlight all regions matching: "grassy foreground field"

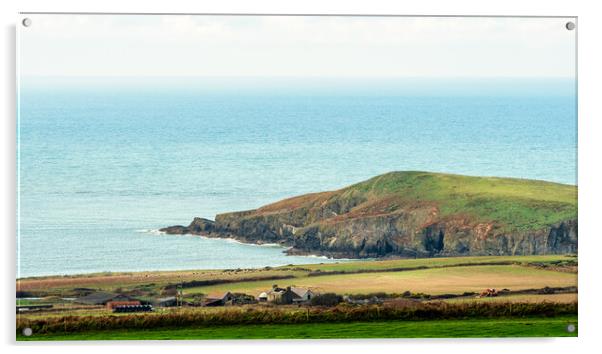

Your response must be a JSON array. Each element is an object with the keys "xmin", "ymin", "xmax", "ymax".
[{"xmin": 17, "ymin": 316, "xmax": 577, "ymax": 340}]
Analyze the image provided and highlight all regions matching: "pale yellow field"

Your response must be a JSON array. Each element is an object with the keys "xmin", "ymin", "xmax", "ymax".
[
  {"xmin": 441, "ymin": 293, "xmax": 578, "ymax": 304},
  {"xmin": 186, "ymin": 265, "xmax": 577, "ymax": 297}
]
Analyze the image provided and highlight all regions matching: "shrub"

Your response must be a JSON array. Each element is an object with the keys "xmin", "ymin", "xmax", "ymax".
[
  {"xmin": 161, "ymin": 288, "xmax": 178, "ymax": 296},
  {"xmin": 538, "ymin": 287, "xmax": 555, "ymax": 294},
  {"xmin": 16, "ymin": 291, "xmax": 34, "ymax": 298},
  {"xmin": 231, "ymin": 293, "xmax": 257, "ymax": 304},
  {"xmin": 310, "ymin": 293, "xmax": 343, "ymax": 306},
  {"xmin": 347, "ymin": 292, "xmax": 390, "ymax": 300},
  {"xmin": 163, "ymin": 275, "xmax": 294, "ymax": 290}
]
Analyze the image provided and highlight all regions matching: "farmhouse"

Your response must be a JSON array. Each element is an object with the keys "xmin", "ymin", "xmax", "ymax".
[
  {"xmin": 291, "ymin": 287, "xmax": 316, "ymax": 303},
  {"xmin": 265, "ymin": 285, "xmax": 316, "ymax": 304},
  {"xmin": 74, "ymin": 292, "xmax": 133, "ymax": 305},
  {"xmin": 267, "ymin": 286, "xmax": 296, "ymax": 304}
]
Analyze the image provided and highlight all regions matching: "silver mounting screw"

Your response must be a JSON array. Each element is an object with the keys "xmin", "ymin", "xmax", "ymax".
[{"xmin": 566, "ymin": 22, "xmax": 575, "ymax": 31}]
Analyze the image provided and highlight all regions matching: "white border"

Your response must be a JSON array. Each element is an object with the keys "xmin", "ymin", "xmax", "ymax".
[{"xmin": 2, "ymin": 1, "xmax": 601, "ymax": 353}]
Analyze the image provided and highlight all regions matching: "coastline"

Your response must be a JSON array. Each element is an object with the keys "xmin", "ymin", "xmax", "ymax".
[
  {"xmin": 155, "ymin": 227, "xmax": 359, "ymax": 260},
  {"xmin": 159, "ymin": 172, "xmax": 577, "ymax": 260},
  {"xmin": 16, "ymin": 229, "xmax": 354, "ymax": 280}
]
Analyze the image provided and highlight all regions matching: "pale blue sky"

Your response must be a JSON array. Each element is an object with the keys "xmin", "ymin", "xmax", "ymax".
[{"xmin": 19, "ymin": 15, "xmax": 576, "ymax": 78}]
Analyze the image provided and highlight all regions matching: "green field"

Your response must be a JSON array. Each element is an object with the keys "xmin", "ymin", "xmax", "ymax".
[
  {"xmin": 17, "ymin": 316, "xmax": 578, "ymax": 340},
  {"xmin": 345, "ymin": 171, "xmax": 577, "ymax": 230},
  {"xmin": 299, "ymin": 254, "xmax": 576, "ymax": 272}
]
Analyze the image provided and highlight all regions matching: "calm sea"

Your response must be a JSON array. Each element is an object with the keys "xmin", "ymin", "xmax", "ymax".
[{"xmin": 17, "ymin": 80, "xmax": 577, "ymax": 277}]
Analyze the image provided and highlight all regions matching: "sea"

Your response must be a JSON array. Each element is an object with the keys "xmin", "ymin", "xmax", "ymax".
[{"xmin": 17, "ymin": 78, "xmax": 577, "ymax": 277}]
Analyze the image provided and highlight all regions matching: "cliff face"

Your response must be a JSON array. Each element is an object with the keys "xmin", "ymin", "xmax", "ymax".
[{"xmin": 161, "ymin": 171, "xmax": 578, "ymax": 258}]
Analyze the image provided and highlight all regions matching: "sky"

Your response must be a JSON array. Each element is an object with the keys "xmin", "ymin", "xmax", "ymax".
[{"xmin": 18, "ymin": 14, "xmax": 576, "ymax": 80}]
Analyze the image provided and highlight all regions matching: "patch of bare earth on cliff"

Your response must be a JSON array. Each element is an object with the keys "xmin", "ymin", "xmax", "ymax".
[
  {"xmin": 256, "ymin": 191, "xmax": 334, "ymax": 213},
  {"xmin": 318, "ymin": 198, "xmax": 440, "ymax": 225}
]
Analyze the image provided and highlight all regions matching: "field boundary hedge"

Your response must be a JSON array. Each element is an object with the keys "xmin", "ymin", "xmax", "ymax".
[{"xmin": 17, "ymin": 301, "xmax": 577, "ymax": 335}]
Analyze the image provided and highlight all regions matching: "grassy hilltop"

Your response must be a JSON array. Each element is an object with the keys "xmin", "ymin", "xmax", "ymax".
[{"xmin": 168, "ymin": 171, "xmax": 577, "ymax": 258}]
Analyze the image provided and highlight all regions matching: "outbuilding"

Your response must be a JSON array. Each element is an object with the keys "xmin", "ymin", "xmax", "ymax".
[
  {"xmin": 153, "ymin": 296, "xmax": 178, "ymax": 307},
  {"xmin": 257, "ymin": 292, "xmax": 268, "ymax": 302},
  {"xmin": 203, "ymin": 292, "xmax": 235, "ymax": 306}
]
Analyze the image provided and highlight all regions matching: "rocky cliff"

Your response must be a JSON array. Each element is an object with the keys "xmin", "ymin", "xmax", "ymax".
[{"xmin": 161, "ymin": 171, "xmax": 578, "ymax": 258}]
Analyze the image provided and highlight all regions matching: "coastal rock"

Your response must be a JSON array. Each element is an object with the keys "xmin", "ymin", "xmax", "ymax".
[
  {"xmin": 159, "ymin": 217, "xmax": 216, "ymax": 235},
  {"xmin": 161, "ymin": 171, "xmax": 578, "ymax": 258}
]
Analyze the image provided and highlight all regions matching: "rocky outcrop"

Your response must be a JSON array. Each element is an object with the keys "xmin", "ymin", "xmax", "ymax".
[
  {"xmin": 161, "ymin": 218, "xmax": 216, "ymax": 235},
  {"xmin": 160, "ymin": 171, "xmax": 578, "ymax": 258}
]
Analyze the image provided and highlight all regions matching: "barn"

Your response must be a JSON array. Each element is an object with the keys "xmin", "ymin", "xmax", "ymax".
[{"xmin": 203, "ymin": 292, "xmax": 235, "ymax": 306}]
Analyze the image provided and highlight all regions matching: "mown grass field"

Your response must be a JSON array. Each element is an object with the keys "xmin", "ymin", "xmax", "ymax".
[{"xmin": 17, "ymin": 316, "xmax": 577, "ymax": 340}]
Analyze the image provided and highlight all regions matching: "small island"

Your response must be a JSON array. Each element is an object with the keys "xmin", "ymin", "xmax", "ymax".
[{"xmin": 161, "ymin": 171, "xmax": 578, "ymax": 258}]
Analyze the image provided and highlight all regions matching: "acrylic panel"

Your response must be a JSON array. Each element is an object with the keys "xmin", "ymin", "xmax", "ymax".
[{"xmin": 16, "ymin": 14, "xmax": 577, "ymax": 340}]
